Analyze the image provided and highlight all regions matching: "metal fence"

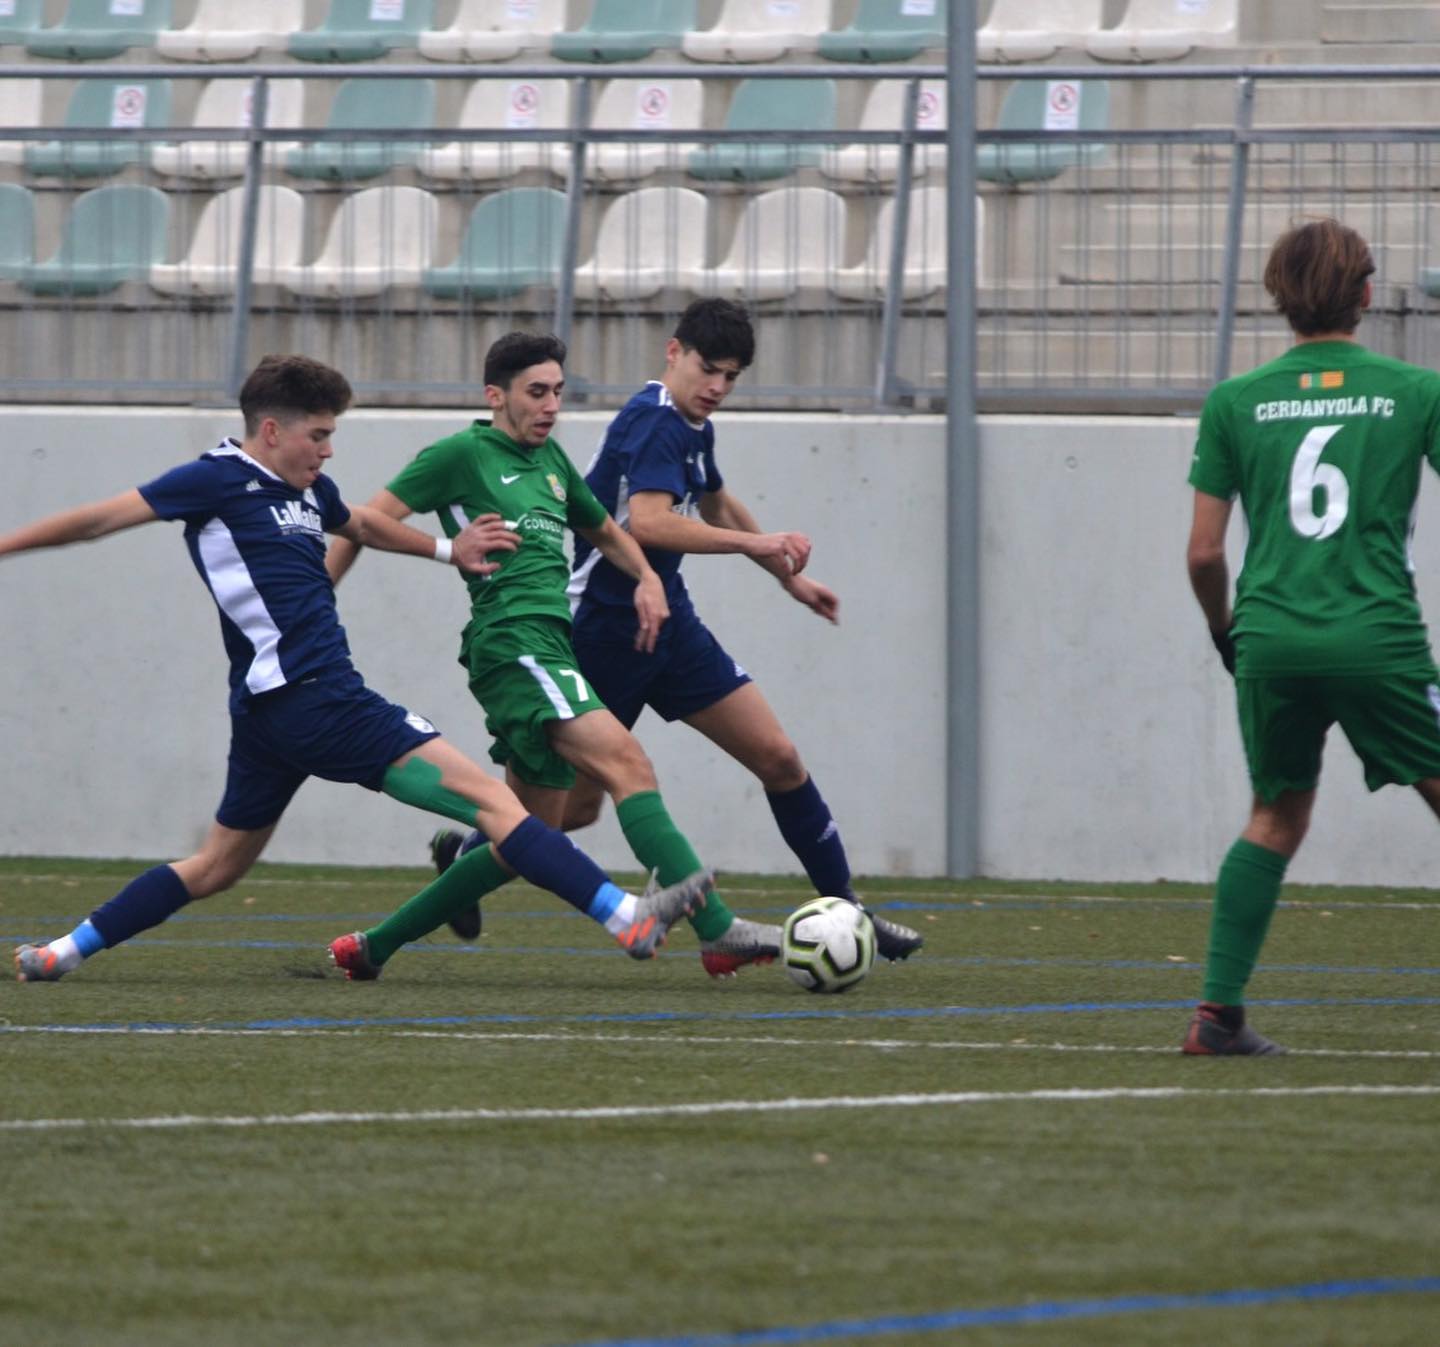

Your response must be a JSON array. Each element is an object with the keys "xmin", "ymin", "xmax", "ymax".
[{"xmin": 5, "ymin": 60, "xmax": 1440, "ymax": 411}]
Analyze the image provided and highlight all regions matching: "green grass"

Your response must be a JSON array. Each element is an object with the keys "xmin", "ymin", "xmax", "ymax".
[{"xmin": 1, "ymin": 857, "xmax": 1437, "ymax": 1347}]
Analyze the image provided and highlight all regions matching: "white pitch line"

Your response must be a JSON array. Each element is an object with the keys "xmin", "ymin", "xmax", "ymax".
[
  {"xmin": 3, "ymin": 1084, "xmax": 1438, "ymax": 1134},
  {"xmin": 5, "ymin": 1023, "xmax": 1440, "ymax": 1061}
]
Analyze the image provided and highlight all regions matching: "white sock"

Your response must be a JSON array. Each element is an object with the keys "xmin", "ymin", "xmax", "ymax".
[
  {"xmin": 602, "ymin": 894, "xmax": 639, "ymax": 936},
  {"xmin": 44, "ymin": 934, "xmax": 85, "ymax": 973}
]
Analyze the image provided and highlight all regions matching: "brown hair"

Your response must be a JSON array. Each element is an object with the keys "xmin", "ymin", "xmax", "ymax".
[
  {"xmin": 239, "ymin": 354, "xmax": 353, "ymax": 434},
  {"xmin": 1263, "ymin": 218, "xmax": 1375, "ymax": 337}
]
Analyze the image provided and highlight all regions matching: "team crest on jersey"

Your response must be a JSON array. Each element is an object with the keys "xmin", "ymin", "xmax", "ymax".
[{"xmin": 546, "ymin": 472, "xmax": 566, "ymax": 502}]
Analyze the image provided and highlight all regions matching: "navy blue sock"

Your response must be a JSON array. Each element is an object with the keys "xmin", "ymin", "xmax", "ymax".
[
  {"xmin": 495, "ymin": 816, "xmax": 611, "ymax": 914},
  {"xmin": 88, "ymin": 864, "xmax": 193, "ymax": 948},
  {"xmin": 766, "ymin": 776, "xmax": 854, "ymax": 899}
]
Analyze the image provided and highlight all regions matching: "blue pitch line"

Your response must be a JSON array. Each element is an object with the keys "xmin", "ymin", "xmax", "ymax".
[
  {"xmin": 567, "ymin": 1277, "xmax": 1440, "ymax": 1347},
  {"xmin": 10, "ymin": 993, "xmax": 1440, "ymax": 1037}
]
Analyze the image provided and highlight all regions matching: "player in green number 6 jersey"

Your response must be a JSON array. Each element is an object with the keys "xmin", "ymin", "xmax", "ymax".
[
  {"xmin": 323, "ymin": 332, "xmax": 782, "ymax": 979},
  {"xmin": 1185, "ymin": 217, "xmax": 1440, "ymax": 1054}
]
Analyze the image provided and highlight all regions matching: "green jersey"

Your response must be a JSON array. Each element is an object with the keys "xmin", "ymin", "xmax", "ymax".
[
  {"xmin": 387, "ymin": 420, "xmax": 608, "ymax": 651},
  {"xmin": 1189, "ymin": 340, "xmax": 1440, "ymax": 676}
]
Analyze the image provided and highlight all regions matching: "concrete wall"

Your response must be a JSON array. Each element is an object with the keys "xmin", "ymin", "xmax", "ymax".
[{"xmin": 5, "ymin": 407, "xmax": 1440, "ymax": 887}]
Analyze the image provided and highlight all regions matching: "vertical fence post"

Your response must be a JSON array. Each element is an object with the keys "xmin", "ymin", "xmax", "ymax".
[
  {"xmin": 1214, "ymin": 75, "xmax": 1254, "ymax": 386},
  {"xmin": 553, "ymin": 76, "xmax": 592, "ymax": 358},
  {"xmin": 876, "ymin": 77, "xmax": 922, "ymax": 408},
  {"xmin": 226, "ymin": 76, "xmax": 269, "ymax": 401}
]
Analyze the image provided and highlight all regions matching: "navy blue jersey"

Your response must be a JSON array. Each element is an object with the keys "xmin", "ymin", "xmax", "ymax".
[
  {"xmin": 568, "ymin": 381, "xmax": 724, "ymax": 616},
  {"xmin": 138, "ymin": 440, "xmax": 354, "ymax": 712}
]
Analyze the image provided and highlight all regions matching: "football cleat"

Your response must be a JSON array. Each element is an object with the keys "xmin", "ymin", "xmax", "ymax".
[
  {"xmin": 1181, "ymin": 1002, "xmax": 1287, "ymax": 1056},
  {"xmin": 867, "ymin": 911, "xmax": 924, "ymax": 962},
  {"xmin": 617, "ymin": 869, "xmax": 714, "ymax": 960},
  {"xmin": 14, "ymin": 942, "xmax": 65, "ymax": 983},
  {"xmin": 428, "ymin": 828, "xmax": 482, "ymax": 941},
  {"xmin": 328, "ymin": 931, "xmax": 381, "ymax": 982},
  {"xmin": 700, "ymin": 916, "xmax": 783, "ymax": 978}
]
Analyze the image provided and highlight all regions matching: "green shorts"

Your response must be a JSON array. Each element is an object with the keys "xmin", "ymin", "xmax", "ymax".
[
  {"xmin": 1237, "ymin": 667, "xmax": 1440, "ymax": 801},
  {"xmin": 465, "ymin": 616, "xmax": 606, "ymax": 789}
]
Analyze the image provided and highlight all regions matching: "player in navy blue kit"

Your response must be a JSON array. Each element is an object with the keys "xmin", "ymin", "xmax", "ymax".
[
  {"xmin": 5, "ymin": 355, "xmax": 708, "ymax": 983},
  {"xmin": 565, "ymin": 300, "xmax": 922, "ymax": 962}
]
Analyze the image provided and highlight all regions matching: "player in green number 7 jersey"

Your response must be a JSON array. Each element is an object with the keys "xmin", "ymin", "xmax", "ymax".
[
  {"xmin": 1185, "ymin": 217, "xmax": 1440, "ymax": 1054},
  {"xmin": 323, "ymin": 332, "xmax": 783, "ymax": 979}
]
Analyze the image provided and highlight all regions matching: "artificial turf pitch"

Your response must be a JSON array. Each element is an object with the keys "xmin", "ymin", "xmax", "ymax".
[{"xmin": 1, "ymin": 857, "xmax": 1437, "ymax": 1346}]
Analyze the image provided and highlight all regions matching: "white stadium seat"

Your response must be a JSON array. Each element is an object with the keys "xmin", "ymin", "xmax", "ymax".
[
  {"xmin": 689, "ymin": 187, "xmax": 847, "ymax": 301},
  {"xmin": 418, "ymin": 0, "xmax": 567, "ymax": 62},
  {"xmin": 1086, "ymin": 0, "xmax": 1238, "ymax": 63},
  {"xmin": 832, "ymin": 185, "xmax": 963, "ymax": 301},
  {"xmin": 150, "ymin": 79, "xmax": 305, "ymax": 181},
  {"xmin": 682, "ymin": 0, "xmax": 832, "ymax": 63},
  {"xmin": 976, "ymin": 0, "xmax": 1102, "ymax": 62},
  {"xmin": 148, "ymin": 186, "xmax": 306, "ymax": 297},
  {"xmin": 572, "ymin": 187, "xmax": 709, "ymax": 302},
  {"xmin": 587, "ymin": 77, "xmax": 703, "ymax": 183},
  {"xmin": 271, "ymin": 186, "xmax": 438, "ymax": 298},
  {"xmin": 0, "ymin": 79, "xmax": 43, "ymax": 166},
  {"xmin": 820, "ymin": 78, "xmax": 946, "ymax": 184},
  {"xmin": 419, "ymin": 78, "xmax": 571, "ymax": 181},
  {"xmin": 155, "ymin": 0, "xmax": 302, "ymax": 61}
]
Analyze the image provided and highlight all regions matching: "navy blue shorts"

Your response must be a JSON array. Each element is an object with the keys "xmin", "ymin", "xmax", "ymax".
[
  {"xmin": 217, "ymin": 668, "xmax": 441, "ymax": 831},
  {"xmin": 571, "ymin": 602, "xmax": 751, "ymax": 729}
]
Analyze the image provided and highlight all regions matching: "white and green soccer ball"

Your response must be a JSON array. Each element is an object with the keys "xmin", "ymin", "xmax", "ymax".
[{"xmin": 782, "ymin": 896, "xmax": 876, "ymax": 993}]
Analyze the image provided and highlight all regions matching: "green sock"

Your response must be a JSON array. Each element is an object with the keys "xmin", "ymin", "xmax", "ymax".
[
  {"xmin": 365, "ymin": 843, "xmax": 512, "ymax": 965},
  {"xmin": 1201, "ymin": 837, "xmax": 1289, "ymax": 1004},
  {"xmin": 616, "ymin": 790, "xmax": 733, "ymax": 941}
]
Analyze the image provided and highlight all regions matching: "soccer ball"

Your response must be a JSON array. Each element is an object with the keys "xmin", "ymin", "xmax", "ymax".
[{"xmin": 782, "ymin": 896, "xmax": 876, "ymax": 993}]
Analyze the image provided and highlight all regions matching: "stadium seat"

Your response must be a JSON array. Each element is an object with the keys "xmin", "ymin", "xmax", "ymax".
[
  {"xmin": 24, "ymin": 79, "xmax": 173, "ymax": 179},
  {"xmin": 0, "ymin": 0, "xmax": 43, "ymax": 45},
  {"xmin": 690, "ymin": 187, "xmax": 847, "ymax": 301},
  {"xmin": 0, "ymin": 184, "xmax": 35, "ymax": 278},
  {"xmin": 419, "ymin": 78, "xmax": 571, "ymax": 181},
  {"xmin": 572, "ymin": 187, "xmax": 708, "ymax": 302},
  {"xmin": 975, "ymin": 78, "xmax": 1110, "ymax": 184},
  {"xmin": 816, "ymin": 0, "xmax": 945, "ymax": 63},
  {"xmin": 687, "ymin": 78, "xmax": 836, "ymax": 182},
  {"xmin": 288, "ymin": 0, "xmax": 435, "ymax": 63},
  {"xmin": 285, "ymin": 79, "xmax": 436, "ymax": 182},
  {"xmin": 18, "ymin": 184, "xmax": 170, "ymax": 296},
  {"xmin": 1086, "ymin": 0, "xmax": 1238, "ymax": 62},
  {"xmin": 682, "ymin": 0, "xmax": 832, "ymax": 63},
  {"xmin": 148, "ymin": 185, "xmax": 305, "ymax": 296},
  {"xmin": 0, "ymin": 78, "xmax": 43, "ymax": 166},
  {"xmin": 271, "ymin": 185, "xmax": 438, "ymax": 298},
  {"xmin": 819, "ymin": 78, "xmax": 946, "ymax": 184},
  {"xmin": 151, "ymin": 79, "xmax": 305, "ymax": 181},
  {"xmin": 976, "ymin": 0, "xmax": 1101, "ymax": 62},
  {"xmin": 25, "ymin": 0, "xmax": 173, "ymax": 60},
  {"xmin": 588, "ymin": 78, "xmax": 703, "ymax": 183},
  {"xmin": 831, "ymin": 185, "xmax": 958, "ymax": 300},
  {"xmin": 418, "ymin": 0, "xmax": 567, "ymax": 62},
  {"xmin": 155, "ymin": 0, "xmax": 303, "ymax": 62},
  {"xmin": 422, "ymin": 188, "xmax": 566, "ymax": 299},
  {"xmin": 551, "ymin": 0, "xmax": 697, "ymax": 63}
]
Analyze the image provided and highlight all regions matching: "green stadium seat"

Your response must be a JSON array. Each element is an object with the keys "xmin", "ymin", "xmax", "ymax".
[
  {"xmin": 25, "ymin": 0, "xmax": 173, "ymax": 60},
  {"xmin": 24, "ymin": 79, "xmax": 173, "ymax": 179},
  {"xmin": 975, "ymin": 78, "xmax": 1110, "ymax": 184},
  {"xmin": 551, "ymin": 0, "xmax": 697, "ymax": 63},
  {"xmin": 687, "ymin": 78, "xmax": 836, "ymax": 182},
  {"xmin": 817, "ymin": 0, "xmax": 946, "ymax": 62},
  {"xmin": 0, "ymin": 184, "xmax": 35, "ymax": 279},
  {"xmin": 0, "ymin": 0, "xmax": 44, "ymax": 45},
  {"xmin": 284, "ymin": 78, "xmax": 436, "ymax": 182},
  {"xmin": 19, "ymin": 184, "xmax": 170, "ymax": 296},
  {"xmin": 422, "ymin": 188, "xmax": 567, "ymax": 300},
  {"xmin": 287, "ymin": 0, "xmax": 435, "ymax": 63}
]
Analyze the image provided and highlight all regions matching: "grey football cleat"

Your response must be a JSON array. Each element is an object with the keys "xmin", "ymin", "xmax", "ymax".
[
  {"xmin": 617, "ymin": 869, "xmax": 714, "ymax": 960},
  {"xmin": 15, "ymin": 942, "xmax": 66, "ymax": 983},
  {"xmin": 1181, "ymin": 1003, "xmax": 1287, "ymax": 1056},
  {"xmin": 700, "ymin": 916, "xmax": 783, "ymax": 978}
]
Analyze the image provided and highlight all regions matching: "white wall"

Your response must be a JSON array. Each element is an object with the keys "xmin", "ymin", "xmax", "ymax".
[{"xmin": 5, "ymin": 407, "xmax": 1440, "ymax": 886}]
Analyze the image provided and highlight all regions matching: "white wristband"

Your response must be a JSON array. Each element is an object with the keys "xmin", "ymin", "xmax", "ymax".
[{"xmin": 433, "ymin": 536, "xmax": 453, "ymax": 565}]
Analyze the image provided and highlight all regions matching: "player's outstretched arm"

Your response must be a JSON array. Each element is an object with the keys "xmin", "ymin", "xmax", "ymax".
[
  {"xmin": 0, "ymin": 488, "xmax": 157, "ymax": 560},
  {"xmin": 576, "ymin": 516, "xmax": 670, "ymax": 653},
  {"xmin": 326, "ymin": 488, "xmax": 409, "ymax": 585},
  {"xmin": 628, "ymin": 488, "xmax": 809, "ymax": 576},
  {"xmin": 334, "ymin": 502, "xmax": 518, "ymax": 578}
]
